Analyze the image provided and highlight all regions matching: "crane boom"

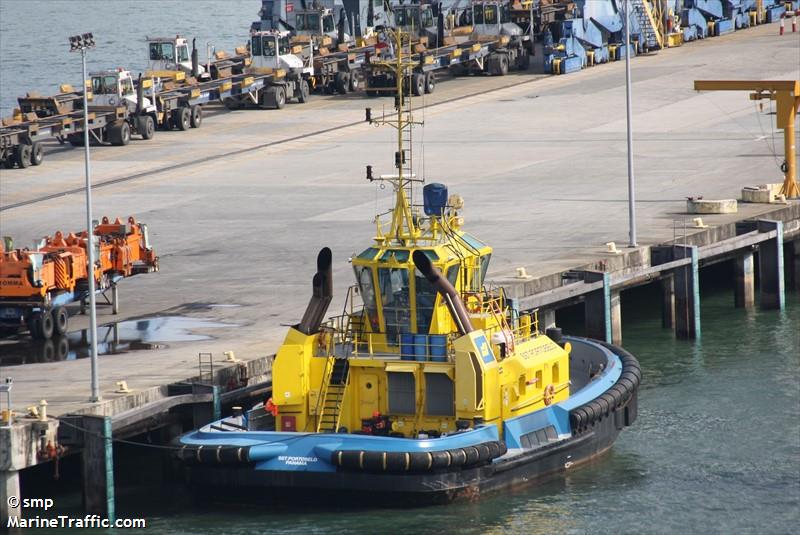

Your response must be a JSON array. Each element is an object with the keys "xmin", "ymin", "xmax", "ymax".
[{"xmin": 694, "ymin": 79, "xmax": 800, "ymax": 198}]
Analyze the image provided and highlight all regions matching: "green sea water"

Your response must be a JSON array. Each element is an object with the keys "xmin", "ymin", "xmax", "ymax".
[{"xmin": 17, "ymin": 278, "xmax": 800, "ymax": 534}]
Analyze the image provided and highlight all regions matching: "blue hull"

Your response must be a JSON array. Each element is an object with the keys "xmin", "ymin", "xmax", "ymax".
[{"xmin": 177, "ymin": 337, "xmax": 640, "ymax": 502}]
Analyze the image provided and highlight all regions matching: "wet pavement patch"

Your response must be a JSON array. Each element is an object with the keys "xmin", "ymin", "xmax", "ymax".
[{"xmin": 0, "ymin": 316, "xmax": 236, "ymax": 366}]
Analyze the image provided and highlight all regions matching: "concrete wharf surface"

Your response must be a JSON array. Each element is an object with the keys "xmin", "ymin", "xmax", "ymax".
[{"xmin": 0, "ymin": 22, "xmax": 798, "ymax": 419}]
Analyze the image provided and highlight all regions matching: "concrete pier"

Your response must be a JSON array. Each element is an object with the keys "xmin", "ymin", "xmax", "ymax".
[
  {"xmin": 584, "ymin": 272, "xmax": 611, "ymax": 343},
  {"xmin": 1, "ymin": 468, "xmax": 21, "ymax": 523},
  {"xmin": 734, "ymin": 252, "xmax": 755, "ymax": 308}
]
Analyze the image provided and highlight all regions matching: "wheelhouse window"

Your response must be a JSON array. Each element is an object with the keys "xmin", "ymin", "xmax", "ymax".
[
  {"xmin": 322, "ymin": 14, "xmax": 335, "ymax": 33},
  {"xmin": 484, "ymin": 5, "xmax": 498, "ymax": 25},
  {"xmin": 354, "ymin": 266, "xmax": 379, "ymax": 332},
  {"xmin": 479, "ymin": 254, "xmax": 491, "ymax": 288},
  {"xmin": 120, "ymin": 77, "xmax": 134, "ymax": 96},
  {"xmin": 378, "ymin": 267, "xmax": 410, "ymax": 344},
  {"xmin": 92, "ymin": 76, "xmax": 117, "ymax": 95},
  {"xmin": 177, "ymin": 45, "xmax": 189, "ymax": 62},
  {"xmin": 149, "ymin": 42, "xmax": 174, "ymax": 61},
  {"xmin": 415, "ymin": 266, "xmax": 437, "ymax": 335},
  {"xmin": 421, "ymin": 8, "xmax": 433, "ymax": 28},
  {"xmin": 251, "ymin": 35, "xmax": 263, "ymax": 56},
  {"xmin": 473, "ymin": 5, "xmax": 485, "ymax": 24}
]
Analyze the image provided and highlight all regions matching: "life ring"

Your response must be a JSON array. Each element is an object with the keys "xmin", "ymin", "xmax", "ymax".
[{"xmin": 543, "ymin": 384, "xmax": 556, "ymax": 406}]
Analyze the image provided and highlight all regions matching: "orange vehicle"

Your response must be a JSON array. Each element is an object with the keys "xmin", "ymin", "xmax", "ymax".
[{"xmin": 0, "ymin": 216, "xmax": 158, "ymax": 339}]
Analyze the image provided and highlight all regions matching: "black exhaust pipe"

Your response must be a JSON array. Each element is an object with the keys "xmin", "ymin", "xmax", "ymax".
[
  {"xmin": 297, "ymin": 247, "xmax": 333, "ymax": 335},
  {"xmin": 136, "ymin": 73, "xmax": 144, "ymax": 115},
  {"xmin": 412, "ymin": 250, "xmax": 473, "ymax": 335},
  {"xmin": 191, "ymin": 38, "xmax": 199, "ymax": 78}
]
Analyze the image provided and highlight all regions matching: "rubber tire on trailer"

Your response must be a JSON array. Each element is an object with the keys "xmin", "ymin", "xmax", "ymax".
[
  {"xmin": 2, "ymin": 157, "xmax": 13, "ymax": 169},
  {"xmin": 499, "ymin": 55, "xmax": 509, "ymax": 76},
  {"xmin": 30, "ymin": 142, "xmax": 44, "ymax": 165},
  {"xmin": 67, "ymin": 133, "xmax": 84, "ymax": 146},
  {"xmin": 411, "ymin": 73, "xmax": 425, "ymax": 96},
  {"xmin": 109, "ymin": 121, "xmax": 131, "ymax": 146},
  {"xmin": 335, "ymin": 72, "xmax": 350, "ymax": 94},
  {"xmin": 274, "ymin": 86, "xmax": 286, "ymax": 109},
  {"xmin": 190, "ymin": 105, "xmax": 202, "ymax": 128},
  {"xmin": 52, "ymin": 307, "xmax": 68, "ymax": 335},
  {"xmin": 173, "ymin": 107, "xmax": 191, "ymax": 131},
  {"xmin": 424, "ymin": 72, "xmax": 436, "ymax": 94},
  {"xmin": 138, "ymin": 115, "xmax": 155, "ymax": 140},
  {"xmin": 14, "ymin": 143, "xmax": 32, "ymax": 168},
  {"xmin": 348, "ymin": 73, "xmax": 359, "ymax": 92},
  {"xmin": 298, "ymin": 80, "xmax": 310, "ymax": 103}
]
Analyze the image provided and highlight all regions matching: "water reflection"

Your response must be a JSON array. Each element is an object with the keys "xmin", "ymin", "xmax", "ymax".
[{"xmin": 0, "ymin": 316, "xmax": 234, "ymax": 366}]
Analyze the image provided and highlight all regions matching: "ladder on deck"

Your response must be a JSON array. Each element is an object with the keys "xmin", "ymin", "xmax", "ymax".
[
  {"xmin": 316, "ymin": 357, "xmax": 350, "ymax": 433},
  {"xmin": 630, "ymin": 0, "xmax": 664, "ymax": 51}
]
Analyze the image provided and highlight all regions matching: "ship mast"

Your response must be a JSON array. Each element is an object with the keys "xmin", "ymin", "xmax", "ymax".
[{"xmin": 366, "ymin": 29, "xmax": 424, "ymax": 246}]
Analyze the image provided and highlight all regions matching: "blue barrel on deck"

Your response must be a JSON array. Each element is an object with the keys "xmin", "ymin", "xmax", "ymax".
[
  {"xmin": 429, "ymin": 335, "xmax": 447, "ymax": 362},
  {"xmin": 413, "ymin": 334, "xmax": 428, "ymax": 361},
  {"xmin": 400, "ymin": 333, "xmax": 415, "ymax": 361},
  {"xmin": 423, "ymin": 183, "xmax": 448, "ymax": 216}
]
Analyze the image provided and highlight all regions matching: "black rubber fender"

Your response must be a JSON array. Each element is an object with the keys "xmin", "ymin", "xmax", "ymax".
[
  {"xmin": 449, "ymin": 448, "xmax": 467, "ymax": 466},
  {"xmin": 617, "ymin": 376, "xmax": 637, "ymax": 396},
  {"xmin": 462, "ymin": 446, "xmax": 480, "ymax": 466},
  {"xmin": 596, "ymin": 396, "xmax": 611, "ymax": 418},
  {"xmin": 573, "ymin": 407, "xmax": 589, "ymax": 430},
  {"xmin": 408, "ymin": 451, "xmax": 434, "ymax": 472},
  {"xmin": 582, "ymin": 403, "xmax": 597, "ymax": 425},
  {"xmin": 474, "ymin": 443, "xmax": 492, "ymax": 464},
  {"xmin": 588, "ymin": 400, "xmax": 604, "ymax": 422},
  {"xmin": 362, "ymin": 450, "xmax": 385, "ymax": 472},
  {"xmin": 431, "ymin": 449, "xmax": 452, "ymax": 469},
  {"xmin": 385, "ymin": 452, "xmax": 409, "ymax": 472}
]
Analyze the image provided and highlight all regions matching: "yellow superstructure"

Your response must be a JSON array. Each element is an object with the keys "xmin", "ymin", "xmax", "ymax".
[{"xmin": 271, "ymin": 29, "xmax": 570, "ymax": 439}]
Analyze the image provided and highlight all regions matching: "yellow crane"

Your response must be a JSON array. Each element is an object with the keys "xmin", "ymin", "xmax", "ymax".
[{"xmin": 694, "ymin": 80, "xmax": 800, "ymax": 198}]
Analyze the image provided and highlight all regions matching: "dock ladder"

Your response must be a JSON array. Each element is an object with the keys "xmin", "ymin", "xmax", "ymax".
[
  {"xmin": 630, "ymin": 0, "xmax": 664, "ymax": 51},
  {"xmin": 316, "ymin": 357, "xmax": 350, "ymax": 433}
]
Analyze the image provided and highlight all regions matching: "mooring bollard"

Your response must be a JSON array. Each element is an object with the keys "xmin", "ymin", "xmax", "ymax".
[
  {"xmin": 779, "ymin": 14, "xmax": 785, "ymax": 35},
  {"xmin": 793, "ymin": 12, "xmax": 797, "ymax": 33}
]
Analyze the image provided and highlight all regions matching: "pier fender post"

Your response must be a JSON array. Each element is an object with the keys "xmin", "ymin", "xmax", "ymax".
[
  {"xmin": 191, "ymin": 383, "xmax": 221, "ymax": 428},
  {"xmin": 757, "ymin": 220, "xmax": 785, "ymax": 310},
  {"xmin": 80, "ymin": 415, "xmax": 115, "ymax": 522},
  {"xmin": 652, "ymin": 246, "xmax": 676, "ymax": 329},
  {"xmin": 734, "ymin": 252, "xmax": 755, "ymax": 309},
  {"xmin": 661, "ymin": 275, "xmax": 676, "ymax": 329},
  {"xmin": 1, "ymin": 469, "xmax": 21, "ymax": 525},
  {"xmin": 610, "ymin": 291, "xmax": 622, "ymax": 346},
  {"xmin": 583, "ymin": 271, "xmax": 612, "ymax": 343},
  {"xmin": 673, "ymin": 245, "xmax": 701, "ymax": 340},
  {"xmin": 787, "ymin": 239, "xmax": 800, "ymax": 292}
]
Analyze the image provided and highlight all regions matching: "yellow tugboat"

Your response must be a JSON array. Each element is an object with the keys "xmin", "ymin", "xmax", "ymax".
[{"xmin": 178, "ymin": 30, "xmax": 640, "ymax": 503}]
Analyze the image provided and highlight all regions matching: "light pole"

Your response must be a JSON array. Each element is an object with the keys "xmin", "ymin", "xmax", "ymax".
[
  {"xmin": 69, "ymin": 33, "xmax": 101, "ymax": 402},
  {"xmin": 623, "ymin": 1, "xmax": 638, "ymax": 247}
]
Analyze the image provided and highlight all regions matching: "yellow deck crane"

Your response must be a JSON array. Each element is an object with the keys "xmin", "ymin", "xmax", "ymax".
[{"xmin": 694, "ymin": 80, "xmax": 800, "ymax": 198}]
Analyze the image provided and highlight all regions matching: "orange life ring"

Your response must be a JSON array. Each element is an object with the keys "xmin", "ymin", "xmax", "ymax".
[{"xmin": 543, "ymin": 384, "xmax": 556, "ymax": 406}]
